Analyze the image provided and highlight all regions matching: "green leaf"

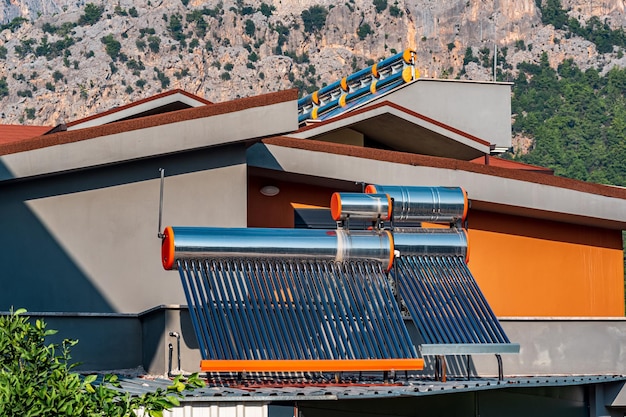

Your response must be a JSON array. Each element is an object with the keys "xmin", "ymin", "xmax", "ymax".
[{"xmin": 83, "ymin": 374, "xmax": 97, "ymax": 384}]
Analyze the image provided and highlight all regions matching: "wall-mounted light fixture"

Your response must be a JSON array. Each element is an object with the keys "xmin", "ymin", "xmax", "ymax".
[{"xmin": 260, "ymin": 185, "xmax": 280, "ymax": 197}]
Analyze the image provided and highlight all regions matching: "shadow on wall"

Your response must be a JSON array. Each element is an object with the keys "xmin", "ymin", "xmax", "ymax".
[
  {"xmin": 0, "ymin": 175, "xmax": 114, "ymax": 313},
  {"xmin": 0, "ymin": 144, "xmax": 246, "ymax": 314}
]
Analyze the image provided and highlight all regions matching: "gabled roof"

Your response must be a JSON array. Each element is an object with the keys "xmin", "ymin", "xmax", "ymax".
[
  {"xmin": 290, "ymin": 101, "xmax": 491, "ymax": 160},
  {"xmin": 0, "ymin": 125, "xmax": 53, "ymax": 145},
  {"xmin": 65, "ymin": 89, "xmax": 213, "ymax": 131}
]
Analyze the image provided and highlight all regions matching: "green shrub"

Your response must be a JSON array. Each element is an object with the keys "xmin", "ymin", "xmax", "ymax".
[
  {"xmin": 154, "ymin": 68, "xmax": 170, "ymax": 88},
  {"xmin": 0, "ymin": 77, "xmax": 7, "ymax": 98},
  {"xmin": 0, "ymin": 309, "xmax": 204, "ymax": 416},
  {"xmin": 224, "ymin": 62, "xmax": 234, "ymax": 71},
  {"xmin": 129, "ymin": 7, "xmax": 138, "ymax": 17},
  {"xmin": 148, "ymin": 35, "xmax": 161, "ymax": 53},
  {"xmin": 0, "ymin": 46, "xmax": 7, "ymax": 60},
  {"xmin": 260, "ymin": 3, "xmax": 276, "ymax": 17},
  {"xmin": 24, "ymin": 108, "xmax": 36, "ymax": 119},
  {"xmin": 357, "ymin": 23, "xmax": 373, "ymax": 40},
  {"xmin": 389, "ymin": 4, "xmax": 402, "ymax": 17},
  {"xmin": 101, "ymin": 34, "xmax": 122, "ymax": 60},
  {"xmin": 45, "ymin": 82, "xmax": 55, "ymax": 91},
  {"xmin": 245, "ymin": 19, "xmax": 256, "ymax": 37},
  {"xmin": 373, "ymin": 0, "xmax": 387, "ymax": 13},
  {"xmin": 52, "ymin": 70, "xmax": 64, "ymax": 82},
  {"xmin": 168, "ymin": 14, "xmax": 185, "ymax": 41},
  {"xmin": 114, "ymin": 5, "xmax": 127, "ymax": 16},
  {"xmin": 78, "ymin": 3, "xmax": 103, "ymax": 25},
  {"xmin": 221, "ymin": 72, "xmax": 231, "ymax": 80},
  {"xmin": 301, "ymin": 5, "xmax": 328, "ymax": 33},
  {"xmin": 136, "ymin": 39, "xmax": 146, "ymax": 51},
  {"xmin": 0, "ymin": 16, "xmax": 27, "ymax": 32}
]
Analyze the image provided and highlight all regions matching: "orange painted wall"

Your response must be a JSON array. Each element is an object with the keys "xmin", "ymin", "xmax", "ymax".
[
  {"xmin": 248, "ymin": 178, "xmax": 625, "ymax": 317},
  {"xmin": 467, "ymin": 210, "xmax": 624, "ymax": 317},
  {"xmin": 248, "ymin": 177, "xmax": 336, "ymax": 228}
]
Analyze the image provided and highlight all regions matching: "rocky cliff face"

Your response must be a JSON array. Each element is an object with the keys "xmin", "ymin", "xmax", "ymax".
[{"xmin": 0, "ymin": 0, "xmax": 624, "ymax": 126}]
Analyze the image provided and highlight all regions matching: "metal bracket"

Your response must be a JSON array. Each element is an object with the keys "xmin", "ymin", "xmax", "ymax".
[{"xmin": 157, "ymin": 168, "xmax": 165, "ymax": 239}]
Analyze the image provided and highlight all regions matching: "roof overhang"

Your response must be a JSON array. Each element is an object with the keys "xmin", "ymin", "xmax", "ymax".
[
  {"xmin": 292, "ymin": 102, "xmax": 491, "ymax": 160},
  {"xmin": 66, "ymin": 90, "xmax": 213, "ymax": 131},
  {"xmin": 0, "ymin": 91, "xmax": 298, "ymax": 182},
  {"xmin": 248, "ymin": 139, "xmax": 626, "ymax": 230}
]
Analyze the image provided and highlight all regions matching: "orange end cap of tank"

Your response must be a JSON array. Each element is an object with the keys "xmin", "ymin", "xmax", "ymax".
[
  {"xmin": 403, "ymin": 49, "xmax": 414, "ymax": 64},
  {"xmin": 340, "ymin": 77, "xmax": 348, "ymax": 92},
  {"xmin": 312, "ymin": 91, "xmax": 319, "ymax": 105},
  {"xmin": 402, "ymin": 66, "xmax": 413, "ymax": 83},
  {"xmin": 372, "ymin": 63, "xmax": 379, "ymax": 79},
  {"xmin": 386, "ymin": 230, "xmax": 394, "ymax": 272},
  {"xmin": 161, "ymin": 226, "xmax": 175, "ymax": 270},
  {"xmin": 461, "ymin": 187, "xmax": 469, "ymax": 223},
  {"xmin": 364, "ymin": 184, "xmax": 377, "ymax": 194},
  {"xmin": 330, "ymin": 192, "xmax": 342, "ymax": 221},
  {"xmin": 370, "ymin": 80, "xmax": 378, "ymax": 94}
]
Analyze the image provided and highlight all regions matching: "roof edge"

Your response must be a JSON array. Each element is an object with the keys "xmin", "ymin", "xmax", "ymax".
[
  {"xmin": 0, "ymin": 89, "xmax": 298, "ymax": 157},
  {"xmin": 261, "ymin": 136, "xmax": 626, "ymax": 202}
]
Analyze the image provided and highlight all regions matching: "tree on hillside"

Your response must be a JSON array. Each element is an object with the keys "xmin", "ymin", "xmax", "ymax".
[
  {"xmin": 78, "ymin": 3, "xmax": 104, "ymax": 26},
  {"xmin": 301, "ymin": 5, "xmax": 328, "ymax": 33}
]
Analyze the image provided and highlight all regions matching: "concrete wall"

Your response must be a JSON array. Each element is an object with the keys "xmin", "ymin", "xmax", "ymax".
[
  {"xmin": 372, "ymin": 79, "xmax": 512, "ymax": 149},
  {"xmin": 0, "ymin": 144, "xmax": 247, "ymax": 314},
  {"xmin": 16, "ymin": 307, "xmax": 626, "ymax": 377},
  {"xmin": 438, "ymin": 318, "xmax": 626, "ymax": 378}
]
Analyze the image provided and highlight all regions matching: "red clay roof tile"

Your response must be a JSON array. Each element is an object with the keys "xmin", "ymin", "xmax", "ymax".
[{"xmin": 0, "ymin": 125, "xmax": 53, "ymax": 145}]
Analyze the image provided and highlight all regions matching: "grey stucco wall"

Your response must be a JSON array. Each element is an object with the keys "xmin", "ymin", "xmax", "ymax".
[
  {"xmin": 371, "ymin": 80, "xmax": 512, "ymax": 149},
  {"xmin": 471, "ymin": 319, "xmax": 626, "ymax": 378},
  {"xmin": 0, "ymin": 144, "xmax": 247, "ymax": 314},
  {"xmin": 12, "ymin": 309, "xmax": 626, "ymax": 377}
]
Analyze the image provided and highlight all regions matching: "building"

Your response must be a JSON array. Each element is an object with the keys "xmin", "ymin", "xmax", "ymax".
[{"xmin": 1, "ymin": 51, "xmax": 626, "ymax": 416}]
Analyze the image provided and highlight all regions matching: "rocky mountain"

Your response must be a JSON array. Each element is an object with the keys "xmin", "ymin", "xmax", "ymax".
[{"xmin": 0, "ymin": 0, "xmax": 625, "ymax": 126}]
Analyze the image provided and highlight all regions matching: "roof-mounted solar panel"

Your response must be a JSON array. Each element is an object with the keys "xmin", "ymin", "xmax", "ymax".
[{"xmin": 162, "ymin": 227, "xmax": 423, "ymax": 373}]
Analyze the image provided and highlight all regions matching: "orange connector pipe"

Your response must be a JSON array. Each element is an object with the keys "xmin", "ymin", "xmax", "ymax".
[{"xmin": 200, "ymin": 358, "xmax": 424, "ymax": 373}]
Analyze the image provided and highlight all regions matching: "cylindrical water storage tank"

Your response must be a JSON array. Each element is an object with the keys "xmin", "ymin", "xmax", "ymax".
[
  {"xmin": 393, "ymin": 228, "xmax": 469, "ymax": 263},
  {"xmin": 330, "ymin": 192, "xmax": 391, "ymax": 222},
  {"xmin": 365, "ymin": 184, "xmax": 468, "ymax": 224},
  {"xmin": 161, "ymin": 227, "xmax": 394, "ymax": 271}
]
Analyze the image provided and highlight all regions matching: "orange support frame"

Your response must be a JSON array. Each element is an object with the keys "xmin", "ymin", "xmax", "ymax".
[{"xmin": 200, "ymin": 359, "xmax": 424, "ymax": 373}]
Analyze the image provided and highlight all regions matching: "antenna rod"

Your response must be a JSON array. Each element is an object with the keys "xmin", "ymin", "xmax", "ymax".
[{"xmin": 158, "ymin": 168, "xmax": 165, "ymax": 239}]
